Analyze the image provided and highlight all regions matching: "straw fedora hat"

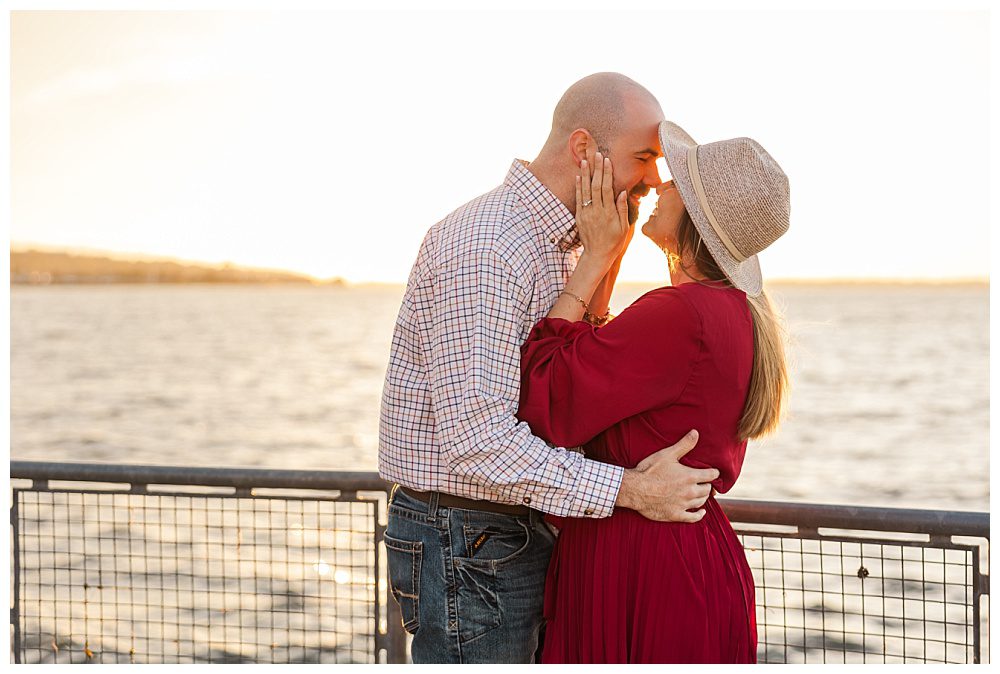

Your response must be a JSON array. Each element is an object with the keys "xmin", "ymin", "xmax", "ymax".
[{"xmin": 659, "ymin": 121, "xmax": 790, "ymax": 297}]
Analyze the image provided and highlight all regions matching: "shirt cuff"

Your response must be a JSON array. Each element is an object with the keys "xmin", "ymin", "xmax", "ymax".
[{"xmin": 567, "ymin": 458, "xmax": 624, "ymax": 519}]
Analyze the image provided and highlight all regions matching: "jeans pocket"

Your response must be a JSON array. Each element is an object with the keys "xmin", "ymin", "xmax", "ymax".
[
  {"xmin": 462, "ymin": 522, "xmax": 531, "ymax": 568},
  {"xmin": 384, "ymin": 534, "xmax": 422, "ymax": 635},
  {"xmin": 459, "ymin": 518, "xmax": 532, "ymax": 568},
  {"xmin": 451, "ymin": 517, "xmax": 532, "ymax": 645},
  {"xmin": 452, "ymin": 559, "xmax": 502, "ymax": 644}
]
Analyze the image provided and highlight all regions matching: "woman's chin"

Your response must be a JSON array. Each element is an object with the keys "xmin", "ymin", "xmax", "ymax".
[{"xmin": 640, "ymin": 222, "xmax": 662, "ymax": 247}]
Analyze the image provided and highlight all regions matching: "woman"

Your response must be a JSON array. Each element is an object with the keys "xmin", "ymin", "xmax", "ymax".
[{"xmin": 516, "ymin": 121, "xmax": 790, "ymax": 663}]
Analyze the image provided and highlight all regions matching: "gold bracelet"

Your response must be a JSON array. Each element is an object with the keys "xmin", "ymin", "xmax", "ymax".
[
  {"xmin": 560, "ymin": 290, "xmax": 590, "ymax": 313},
  {"xmin": 584, "ymin": 309, "xmax": 612, "ymax": 327}
]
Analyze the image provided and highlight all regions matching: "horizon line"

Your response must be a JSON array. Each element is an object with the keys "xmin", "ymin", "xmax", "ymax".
[{"xmin": 10, "ymin": 243, "xmax": 990, "ymax": 286}]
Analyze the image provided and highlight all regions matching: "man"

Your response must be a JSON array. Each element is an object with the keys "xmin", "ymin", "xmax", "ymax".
[{"xmin": 378, "ymin": 72, "xmax": 720, "ymax": 663}]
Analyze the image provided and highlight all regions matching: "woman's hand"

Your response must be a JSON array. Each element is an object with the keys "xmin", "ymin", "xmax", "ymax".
[
  {"xmin": 611, "ymin": 207, "xmax": 636, "ymax": 271},
  {"xmin": 576, "ymin": 152, "xmax": 630, "ymax": 265},
  {"xmin": 545, "ymin": 153, "xmax": 631, "ymax": 323}
]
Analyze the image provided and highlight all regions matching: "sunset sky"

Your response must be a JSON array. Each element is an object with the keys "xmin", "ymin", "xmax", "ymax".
[{"xmin": 9, "ymin": 6, "xmax": 991, "ymax": 283}]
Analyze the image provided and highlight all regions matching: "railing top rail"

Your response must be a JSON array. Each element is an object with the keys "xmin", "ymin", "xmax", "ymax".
[
  {"xmin": 718, "ymin": 497, "xmax": 989, "ymax": 539},
  {"xmin": 10, "ymin": 460, "xmax": 391, "ymax": 492},
  {"xmin": 10, "ymin": 460, "xmax": 989, "ymax": 539}
]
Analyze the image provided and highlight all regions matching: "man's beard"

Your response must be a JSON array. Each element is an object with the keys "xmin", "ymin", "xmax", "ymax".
[
  {"xmin": 627, "ymin": 199, "xmax": 639, "ymax": 225},
  {"xmin": 627, "ymin": 187, "xmax": 649, "ymax": 225}
]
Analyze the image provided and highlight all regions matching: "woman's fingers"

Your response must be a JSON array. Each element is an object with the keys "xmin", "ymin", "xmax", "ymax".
[
  {"xmin": 574, "ymin": 150, "xmax": 634, "ymax": 259},
  {"xmin": 602, "ymin": 156, "xmax": 614, "ymax": 209},
  {"xmin": 591, "ymin": 152, "xmax": 604, "ymax": 207},
  {"xmin": 574, "ymin": 175, "xmax": 583, "ymax": 218}
]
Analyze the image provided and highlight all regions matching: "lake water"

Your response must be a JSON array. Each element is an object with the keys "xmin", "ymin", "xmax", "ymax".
[{"xmin": 10, "ymin": 282, "xmax": 989, "ymax": 512}]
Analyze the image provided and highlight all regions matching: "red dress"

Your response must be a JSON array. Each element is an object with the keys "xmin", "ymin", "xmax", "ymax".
[{"xmin": 517, "ymin": 283, "xmax": 757, "ymax": 663}]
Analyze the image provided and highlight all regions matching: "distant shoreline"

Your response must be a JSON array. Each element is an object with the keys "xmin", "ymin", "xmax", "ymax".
[
  {"xmin": 9, "ymin": 249, "xmax": 987, "ymax": 288},
  {"xmin": 10, "ymin": 249, "xmax": 343, "ymax": 286},
  {"xmin": 10, "ymin": 280, "xmax": 341, "ymax": 286},
  {"xmin": 10, "ymin": 279, "xmax": 988, "ymax": 289}
]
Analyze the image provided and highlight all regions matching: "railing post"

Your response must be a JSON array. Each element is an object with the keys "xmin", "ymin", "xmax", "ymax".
[
  {"xmin": 11, "ymin": 488, "xmax": 22, "ymax": 664},
  {"xmin": 376, "ymin": 489, "xmax": 407, "ymax": 664},
  {"xmin": 973, "ymin": 546, "xmax": 983, "ymax": 664}
]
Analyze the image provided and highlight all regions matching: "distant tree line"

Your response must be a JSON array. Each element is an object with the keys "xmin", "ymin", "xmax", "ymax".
[{"xmin": 10, "ymin": 250, "xmax": 341, "ymax": 285}]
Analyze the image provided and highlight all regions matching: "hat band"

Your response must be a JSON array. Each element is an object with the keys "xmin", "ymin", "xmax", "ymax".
[{"xmin": 687, "ymin": 146, "xmax": 747, "ymax": 262}]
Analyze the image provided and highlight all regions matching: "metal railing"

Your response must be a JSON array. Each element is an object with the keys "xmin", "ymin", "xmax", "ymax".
[
  {"xmin": 721, "ymin": 499, "xmax": 989, "ymax": 663},
  {"xmin": 9, "ymin": 461, "xmax": 990, "ymax": 664}
]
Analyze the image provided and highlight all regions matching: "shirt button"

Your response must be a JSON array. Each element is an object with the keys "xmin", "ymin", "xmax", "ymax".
[
  {"xmin": 522, "ymin": 496, "xmax": 531, "ymax": 505},
  {"xmin": 584, "ymin": 509, "xmax": 594, "ymax": 516},
  {"xmin": 549, "ymin": 236, "xmax": 556, "ymax": 243}
]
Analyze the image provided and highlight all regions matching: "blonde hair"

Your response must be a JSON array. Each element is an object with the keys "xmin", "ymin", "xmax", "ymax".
[
  {"xmin": 739, "ymin": 292, "xmax": 789, "ymax": 439},
  {"xmin": 673, "ymin": 212, "xmax": 788, "ymax": 440}
]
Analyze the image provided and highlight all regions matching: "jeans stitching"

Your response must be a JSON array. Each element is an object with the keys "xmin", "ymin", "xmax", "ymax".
[
  {"xmin": 384, "ymin": 534, "xmax": 422, "ymax": 633},
  {"xmin": 388, "ymin": 503, "xmax": 437, "ymax": 525},
  {"xmin": 452, "ymin": 519, "xmax": 540, "ymax": 647},
  {"xmin": 443, "ymin": 512, "xmax": 459, "ymax": 648}
]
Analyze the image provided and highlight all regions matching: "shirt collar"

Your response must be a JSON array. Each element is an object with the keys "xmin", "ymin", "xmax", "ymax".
[{"xmin": 504, "ymin": 160, "xmax": 581, "ymax": 252}]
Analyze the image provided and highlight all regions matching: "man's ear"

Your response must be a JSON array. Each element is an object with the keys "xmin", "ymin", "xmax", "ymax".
[{"xmin": 568, "ymin": 129, "xmax": 597, "ymax": 167}]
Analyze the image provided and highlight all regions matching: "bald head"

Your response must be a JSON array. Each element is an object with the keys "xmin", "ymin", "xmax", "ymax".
[
  {"xmin": 545, "ymin": 72, "xmax": 663, "ymax": 153},
  {"xmin": 529, "ymin": 73, "xmax": 665, "ymax": 222}
]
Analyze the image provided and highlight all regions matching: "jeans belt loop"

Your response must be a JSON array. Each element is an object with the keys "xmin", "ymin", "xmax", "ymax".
[{"xmin": 427, "ymin": 490, "xmax": 440, "ymax": 523}]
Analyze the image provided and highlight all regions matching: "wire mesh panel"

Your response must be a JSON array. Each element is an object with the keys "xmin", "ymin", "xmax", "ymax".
[
  {"xmin": 736, "ymin": 529, "xmax": 986, "ymax": 663},
  {"xmin": 13, "ymin": 487, "xmax": 384, "ymax": 664},
  {"xmin": 9, "ymin": 465, "xmax": 989, "ymax": 665}
]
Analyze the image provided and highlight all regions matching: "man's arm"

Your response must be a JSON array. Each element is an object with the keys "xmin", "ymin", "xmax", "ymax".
[
  {"xmin": 424, "ymin": 251, "xmax": 622, "ymax": 518},
  {"xmin": 424, "ymin": 251, "xmax": 718, "ymax": 522}
]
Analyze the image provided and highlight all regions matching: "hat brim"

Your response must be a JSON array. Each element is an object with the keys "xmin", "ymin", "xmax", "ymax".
[{"xmin": 659, "ymin": 121, "xmax": 763, "ymax": 297}]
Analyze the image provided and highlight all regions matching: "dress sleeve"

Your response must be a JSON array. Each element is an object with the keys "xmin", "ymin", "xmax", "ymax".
[{"xmin": 518, "ymin": 287, "xmax": 702, "ymax": 448}]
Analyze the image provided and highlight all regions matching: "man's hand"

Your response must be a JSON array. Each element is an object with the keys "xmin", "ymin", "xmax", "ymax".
[{"xmin": 615, "ymin": 430, "xmax": 720, "ymax": 522}]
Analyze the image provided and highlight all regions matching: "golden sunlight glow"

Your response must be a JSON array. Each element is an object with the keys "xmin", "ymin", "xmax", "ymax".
[{"xmin": 10, "ymin": 10, "xmax": 989, "ymax": 283}]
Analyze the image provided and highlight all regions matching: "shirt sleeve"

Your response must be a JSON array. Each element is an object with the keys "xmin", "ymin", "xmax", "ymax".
[
  {"xmin": 518, "ymin": 287, "xmax": 702, "ymax": 449},
  {"xmin": 425, "ymin": 251, "xmax": 623, "ymax": 519}
]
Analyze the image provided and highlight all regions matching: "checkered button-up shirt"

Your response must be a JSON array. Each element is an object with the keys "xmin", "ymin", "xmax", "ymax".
[{"xmin": 378, "ymin": 160, "xmax": 624, "ymax": 518}]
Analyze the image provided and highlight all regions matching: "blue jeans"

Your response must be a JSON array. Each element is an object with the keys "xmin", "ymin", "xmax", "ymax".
[{"xmin": 384, "ymin": 487, "xmax": 555, "ymax": 663}]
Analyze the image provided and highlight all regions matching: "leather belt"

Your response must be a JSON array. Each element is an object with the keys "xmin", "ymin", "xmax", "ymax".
[{"xmin": 397, "ymin": 486, "xmax": 532, "ymax": 517}]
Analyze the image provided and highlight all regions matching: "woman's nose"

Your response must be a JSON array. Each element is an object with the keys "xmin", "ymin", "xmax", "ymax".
[{"xmin": 656, "ymin": 180, "xmax": 675, "ymax": 195}]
